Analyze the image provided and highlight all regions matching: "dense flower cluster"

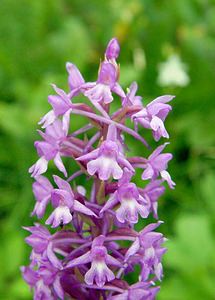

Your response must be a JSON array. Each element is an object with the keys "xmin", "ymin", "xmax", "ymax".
[{"xmin": 22, "ymin": 38, "xmax": 175, "ymax": 300}]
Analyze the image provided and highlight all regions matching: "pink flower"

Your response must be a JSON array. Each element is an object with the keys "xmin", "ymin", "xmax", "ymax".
[
  {"xmin": 132, "ymin": 95, "xmax": 174, "ymax": 141},
  {"xmin": 101, "ymin": 169, "xmax": 149, "ymax": 224},
  {"xmin": 141, "ymin": 143, "xmax": 175, "ymax": 188},
  {"xmin": 77, "ymin": 124, "xmax": 134, "ymax": 181},
  {"xmin": 32, "ymin": 176, "xmax": 53, "ymax": 218},
  {"xmin": 29, "ymin": 119, "xmax": 70, "ymax": 177},
  {"xmin": 66, "ymin": 236, "xmax": 122, "ymax": 287},
  {"xmin": 46, "ymin": 175, "xmax": 96, "ymax": 228},
  {"xmin": 83, "ymin": 62, "xmax": 124, "ymax": 104}
]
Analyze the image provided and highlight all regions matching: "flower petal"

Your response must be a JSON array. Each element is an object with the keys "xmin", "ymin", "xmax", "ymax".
[
  {"xmin": 54, "ymin": 153, "xmax": 67, "ymax": 177},
  {"xmin": 73, "ymin": 200, "xmax": 96, "ymax": 217},
  {"xmin": 53, "ymin": 175, "xmax": 72, "ymax": 194},
  {"xmin": 141, "ymin": 165, "xmax": 154, "ymax": 180},
  {"xmin": 29, "ymin": 157, "xmax": 48, "ymax": 177},
  {"xmin": 160, "ymin": 170, "xmax": 176, "ymax": 189},
  {"xmin": 66, "ymin": 63, "xmax": 85, "ymax": 90},
  {"xmin": 66, "ymin": 251, "xmax": 91, "ymax": 268},
  {"xmin": 105, "ymin": 38, "xmax": 120, "ymax": 60}
]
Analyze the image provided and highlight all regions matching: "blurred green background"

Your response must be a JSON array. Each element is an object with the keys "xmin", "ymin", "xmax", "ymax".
[{"xmin": 0, "ymin": 0, "xmax": 215, "ymax": 299}]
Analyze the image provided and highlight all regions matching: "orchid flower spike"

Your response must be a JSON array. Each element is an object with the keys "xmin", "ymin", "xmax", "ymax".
[{"xmin": 23, "ymin": 38, "xmax": 175, "ymax": 300}]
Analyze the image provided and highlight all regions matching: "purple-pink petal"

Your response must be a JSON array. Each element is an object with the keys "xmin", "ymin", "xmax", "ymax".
[
  {"xmin": 105, "ymin": 38, "xmax": 120, "ymax": 60},
  {"xmin": 66, "ymin": 62, "xmax": 85, "ymax": 91}
]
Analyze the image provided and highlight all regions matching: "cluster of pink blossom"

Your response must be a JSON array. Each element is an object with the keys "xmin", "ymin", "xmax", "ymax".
[{"xmin": 22, "ymin": 38, "xmax": 175, "ymax": 300}]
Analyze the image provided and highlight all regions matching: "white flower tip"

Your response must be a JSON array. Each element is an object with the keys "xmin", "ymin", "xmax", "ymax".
[
  {"xmin": 66, "ymin": 62, "xmax": 74, "ymax": 71},
  {"xmin": 51, "ymin": 83, "xmax": 57, "ymax": 89},
  {"xmin": 77, "ymin": 185, "xmax": 86, "ymax": 196},
  {"xmin": 158, "ymin": 220, "xmax": 164, "ymax": 225}
]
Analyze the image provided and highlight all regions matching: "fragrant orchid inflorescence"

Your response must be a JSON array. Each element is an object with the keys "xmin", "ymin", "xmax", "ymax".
[{"xmin": 22, "ymin": 38, "xmax": 175, "ymax": 300}]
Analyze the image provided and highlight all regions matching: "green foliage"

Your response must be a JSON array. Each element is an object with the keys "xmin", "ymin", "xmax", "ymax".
[
  {"xmin": 159, "ymin": 215, "xmax": 215, "ymax": 300},
  {"xmin": 0, "ymin": 0, "xmax": 214, "ymax": 299}
]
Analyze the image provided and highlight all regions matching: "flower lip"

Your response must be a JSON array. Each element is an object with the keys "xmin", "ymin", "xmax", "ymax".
[{"xmin": 46, "ymin": 206, "xmax": 73, "ymax": 228}]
